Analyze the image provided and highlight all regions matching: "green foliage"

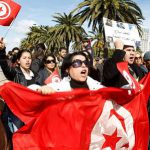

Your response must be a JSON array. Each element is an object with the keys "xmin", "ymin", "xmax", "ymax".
[
  {"xmin": 73, "ymin": 0, "xmax": 144, "ymax": 35},
  {"xmin": 20, "ymin": 0, "xmax": 144, "ymax": 57}
]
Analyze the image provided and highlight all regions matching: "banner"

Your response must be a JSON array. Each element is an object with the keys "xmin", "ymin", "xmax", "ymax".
[
  {"xmin": 0, "ymin": 0, "xmax": 21, "ymax": 26},
  {"xmin": 103, "ymin": 17, "xmax": 141, "ymax": 48},
  {"xmin": 0, "ymin": 73, "xmax": 149, "ymax": 149}
]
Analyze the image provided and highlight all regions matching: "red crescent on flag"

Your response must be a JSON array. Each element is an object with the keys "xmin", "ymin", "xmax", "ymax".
[
  {"xmin": 0, "ymin": 1, "xmax": 11, "ymax": 19},
  {"xmin": 52, "ymin": 75, "xmax": 61, "ymax": 83}
]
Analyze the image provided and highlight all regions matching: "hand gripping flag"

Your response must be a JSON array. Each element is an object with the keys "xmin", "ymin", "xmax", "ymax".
[
  {"xmin": 0, "ymin": 0, "xmax": 21, "ymax": 26},
  {"xmin": 44, "ymin": 68, "xmax": 61, "ymax": 84},
  {"xmin": 0, "ymin": 73, "xmax": 150, "ymax": 150}
]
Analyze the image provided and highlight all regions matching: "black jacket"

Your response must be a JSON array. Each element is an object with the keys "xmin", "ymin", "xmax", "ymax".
[
  {"xmin": 0, "ymin": 48, "xmax": 36, "ymax": 86},
  {"xmin": 36, "ymin": 67, "xmax": 51, "ymax": 85},
  {"xmin": 31, "ymin": 56, "xmax": 44, "ymax": 73},
  {"xmin": 102, "ymin": 50, "xmax": 145, "ymax": 87},
  {"xmin": 0, "ymin": 48, "xmax": 37, "ymax": 143}
]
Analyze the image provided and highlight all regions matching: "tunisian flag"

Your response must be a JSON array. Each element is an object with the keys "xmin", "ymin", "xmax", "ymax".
[
  {"xmin": 0, "ymin": 74, "xmax": 150, "ymax": 149},
  {"xmin": 44, "ymin": 68, "xmax": 61, "ymax": 84},
  {"xmin": 0, "ymin": 0, "xmax": 21, "ymax": 26}
]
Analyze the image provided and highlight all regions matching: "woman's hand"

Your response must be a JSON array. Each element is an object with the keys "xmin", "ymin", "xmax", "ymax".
[{"xmin": 37, "ymin": 85, "xmax": 56, "ymax": 95}]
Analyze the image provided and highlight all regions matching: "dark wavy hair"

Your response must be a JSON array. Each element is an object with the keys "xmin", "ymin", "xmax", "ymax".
[
  {"xmin": 42, "ymin": 54, "xmax": 57, "ymax": 68},
  {"xmin": 61, "ymin": 51, "xmax": 89, "ymax": 78},
  {"xmin": 16, "ymin": 50, "xmax": 31, "ymax": 60}
]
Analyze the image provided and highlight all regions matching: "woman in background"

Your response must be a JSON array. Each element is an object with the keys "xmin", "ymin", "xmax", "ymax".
[
  {"xmin": 37, "ymin": 51, "xmax": 103, "ymax": 94},
  {"xmin": 134, "ymin": 51, "xmax": 148, "ymax": 74},
  {"xmin": 36, "ymin": 54, "xmax": 57, "ymax": 85},
  {"xmin": 0, "ymin": 39, "xmax": 37, "ymax": 149}
]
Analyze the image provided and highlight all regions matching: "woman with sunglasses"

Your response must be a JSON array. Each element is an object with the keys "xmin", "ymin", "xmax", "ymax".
[
  {"xmin": 37, "ymin": 51, "xmax": 104, "ymax": 94},
  {"xmin": 134, "ymin": 52, "xmax": 148, "ymax": 74},
  {"xmin": 36, "ymin": 54, "xmax": 57, "ymax": 85}
]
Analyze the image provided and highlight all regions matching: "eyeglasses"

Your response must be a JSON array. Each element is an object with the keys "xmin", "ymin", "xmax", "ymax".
[
  {"xmin": 135, "ymin": 56, "xmax": 142, "ymax": 59},
  {"xmin": 46, "ymin": 60, "xmax": 56, "ymax": 64},
  {"xmin": 71, "ymin": 59, "xmax": 89, "ymax": 68}
]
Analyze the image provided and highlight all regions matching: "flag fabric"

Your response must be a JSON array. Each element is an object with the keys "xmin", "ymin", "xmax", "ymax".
[
  {"xmin": 0, "ymin": 73, "xmax": 149, "ymax": 149},
  {"xmin": 0, "ymin": 0, "xmax": 21, "ymax": 26},
  {"xmin": 117, "ymin": 62, "xmax": 141, "ymax": 93},
  {"xmin": 44, "ymin": 68, "xmax": 61, "ymax": 84}
]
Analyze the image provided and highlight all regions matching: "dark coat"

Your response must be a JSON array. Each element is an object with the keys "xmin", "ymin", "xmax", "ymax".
[
  {"xmin": 102, "ymin": 49, "xmax": 145, "ymax": 87},
  {"xmin": 0, "ymin": 48, "xmax": 37, "ymax": 149},
  {"xmin": 0, "ymin": 98, "xmax": 12, "ymax": 150},
  {"xmin": 36, "ymin": 67, "xmax": 51, "ymax": 85},
  {"xmin": 0, "ymin": 48, "xmax": 37, "ymax": 86},
  {"xmin": 31, "ymin": 56, "xmax": 44, "ymax": 73}
]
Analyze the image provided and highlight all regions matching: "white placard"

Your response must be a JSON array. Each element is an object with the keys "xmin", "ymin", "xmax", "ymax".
[{"xmin": 103, "ymin": 17, "xmax": 141, "ymax": 48}]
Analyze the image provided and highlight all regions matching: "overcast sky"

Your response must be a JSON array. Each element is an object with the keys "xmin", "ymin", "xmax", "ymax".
[{"xmin": 0, "ymin": 0, "xmax": 149, "ymax": 52}]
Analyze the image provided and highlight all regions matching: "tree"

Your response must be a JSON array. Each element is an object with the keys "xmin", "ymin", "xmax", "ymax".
[
  {"xmin": 73, "ymin": 0, "xmax": 144, "ymax": 34},
  {"xmin": 52, "ymin": 12, "xmax": 87, "ymax": 50},
  {"xmin": 89, "ymin": 28, "xmax": 104, "ymax": 57},
  {"xmin": 20, "ymin": 26, "xmax": 50, "ymax": 51},
  {"xmin": 20, "ymin": 25, "xmax": 61, "ymax": 53}
]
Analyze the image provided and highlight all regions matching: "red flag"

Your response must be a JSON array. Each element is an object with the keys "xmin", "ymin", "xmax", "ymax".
[
  {"xmin": 0, "ymin": 73, "xmax": 150, "ymax": 149},
  {"xmin": 44, "ymin": 68, "xmax": 61, "ymax": 84},
  {"xmin": 117, "ymin": 62, "xmax": 141, "ymax": 93},
  {"xmin": 0, "ymin": 0, "xmax": 21, "ymax": 26}
]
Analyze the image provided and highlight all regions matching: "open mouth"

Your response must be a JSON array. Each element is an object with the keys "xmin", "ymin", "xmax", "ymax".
[
  {"xmin": 26, "ymin": 63, "xmax": 30, "ymax": 66},
  {"xmin": 129, "ymin": 57, "xmax": 134, "ymax": 61},
  {"xmin": 80, "ymin": 70, "xmax": 87, "ymax": 76}
]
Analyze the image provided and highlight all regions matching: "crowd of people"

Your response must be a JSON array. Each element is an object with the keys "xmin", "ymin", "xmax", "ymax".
[{"xmin": 0, "ymin": 37, "xmax": 150, "ymax": 149}]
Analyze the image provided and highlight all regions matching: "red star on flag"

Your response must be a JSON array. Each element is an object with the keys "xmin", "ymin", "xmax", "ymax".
[{"xmin": 102, "ymin": 129, "xmax": 121, "ymax": 149}]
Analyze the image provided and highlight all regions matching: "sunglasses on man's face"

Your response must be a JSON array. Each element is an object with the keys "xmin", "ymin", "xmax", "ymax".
[
  {"xmin": 46, "ymin": 60, "xmax": 56, "ymax": 64},
  {"xmin": 71, "ymin": 59, "xmax": 89, "ymax": 68}
]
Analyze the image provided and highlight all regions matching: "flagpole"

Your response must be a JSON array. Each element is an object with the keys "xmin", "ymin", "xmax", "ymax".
[{"xmin": 2, "ymin": 19, "xmax": 15, "ymax": 39}]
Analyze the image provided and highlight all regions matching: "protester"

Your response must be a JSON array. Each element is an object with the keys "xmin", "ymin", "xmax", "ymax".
[
  {"xmin": 134, "ymin": 51, "xmax": 148, "ymax": 74},
  {"xmin": 103, "ymin": 40, "xmax": 149, "ymax": 149},
  {"xmin": 93, "ymin": 57, "xmax": 104, "ymax": 82},
  {"xmin": 9, "ymin": 47, "xmax": 20, "ymax": 67},
  {"xmin": 82, "ymin": 38, "xmax": 94, "ymax": 59},
  {"xmin": 37, "ymin": 51, "xmax": 104, "ymax": 94},
  {"xmin": 143, "ymin": 51, "xmax": 150, "ymax": 72},
  {"xmin": 0, "ymin": 49, "xmax": 36, "ymax": 86},
  {"xmin": 56, "ymin": 47, "xmax": 68, "ymax": 68},
  {"xmin": 3, "ymin": 51, "xmax": 148, "ymax": 149},
  {"xmin": 0, "ymin": 39, "xmax": 38, "ymax": 149},
  {"xmin": 134, "ymin": 51, "xmax": 143, "ymax": 66},
  {"xmin": 36, "ymin": 54, "xmax": 57, "ymax": 85},
  {"xmin": 143, "ymin": 50, "xmax": 150, "ymax": 149},
  {"xmin": 80, "ymin": 50, "xmax": 101, "ymax": 82},
  {"xmin": 31, "ymin": 43, "xmax": 46, "ymax": 73},
  {"xmin": 103, "ymin": 40, "xmax": 145, "ymax": 87}
]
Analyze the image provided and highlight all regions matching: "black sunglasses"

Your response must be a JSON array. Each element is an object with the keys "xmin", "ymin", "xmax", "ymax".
[
  {"xmin": 71, "ymin": 59, "xmax": 89, "ymax": 68},
  {"xmin": 135, "ymin": 56, "xmax": 141, "ymax": 59},
  {"xmin": 46, "ymin": 60, "xmax": 56, "ymax": 64}
]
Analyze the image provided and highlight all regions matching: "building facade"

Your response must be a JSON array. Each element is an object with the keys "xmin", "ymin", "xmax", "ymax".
[{"xmin": 141, "ymin": 28, "xmax": 150, "ymax": 53}]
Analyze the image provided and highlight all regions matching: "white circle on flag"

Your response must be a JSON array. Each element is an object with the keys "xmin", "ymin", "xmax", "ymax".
[
  {"xmin": 52, "ymin": 75, "xmax": 61, "ymax": 83},
  {"xmin": 0, "ymin": 2, "xmax": 11, "ymax": 19}
]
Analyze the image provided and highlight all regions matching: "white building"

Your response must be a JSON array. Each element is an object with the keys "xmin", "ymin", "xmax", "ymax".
[{"xmin": 141, "ymin": 28, "xmax": 150, "ymax": 53}]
